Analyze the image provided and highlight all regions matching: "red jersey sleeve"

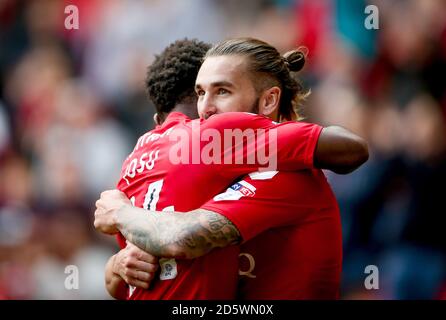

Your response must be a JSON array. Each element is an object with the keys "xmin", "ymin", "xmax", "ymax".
[
  {"xmin": 202, "ymin": 112, "xmax": 322, "ymax": 175},
  {"xmin": 116, "ymin": 233, "xmax": 127, "ymax": 249},
  {"xmin": 200, "ymin": 170, "xmax": 332, "ymax": 242}
]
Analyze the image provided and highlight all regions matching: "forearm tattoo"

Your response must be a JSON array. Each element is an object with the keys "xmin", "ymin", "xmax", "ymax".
[{"xmin": 117, "ymin": 207, "xmax": 241, "ymax": 259}]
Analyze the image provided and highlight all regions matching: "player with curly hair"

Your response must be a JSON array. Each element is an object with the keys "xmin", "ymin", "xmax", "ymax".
[
  {"xmin": 145, "ymin": 39, "xmax": 211, "ymax": 123},
  {"xmin": 96, "ymin": 38, "xmax": 368, "ymax": 299}
]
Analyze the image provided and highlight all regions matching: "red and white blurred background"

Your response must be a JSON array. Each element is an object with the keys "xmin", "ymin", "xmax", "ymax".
[{"xmin": 0, "ymin": 0, "xmax": 445, "ymax": 299}]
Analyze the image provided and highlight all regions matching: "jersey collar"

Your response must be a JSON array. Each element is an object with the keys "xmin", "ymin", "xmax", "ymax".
[{"xmin": 159, "ymin": 112, "xmax": 190, "ymax": 128}]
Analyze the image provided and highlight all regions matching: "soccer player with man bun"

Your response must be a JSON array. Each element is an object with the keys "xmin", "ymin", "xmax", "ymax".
[{"xmin": 95, "ymin": 38, "xmax": 368, "ymax": 299}]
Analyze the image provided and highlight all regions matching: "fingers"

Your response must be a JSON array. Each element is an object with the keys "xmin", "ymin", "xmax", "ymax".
[
  {"xmin": 126, "ymin": 242, "xmax": 159, "ymax": 263},
  {"xmin": 122, "ymin": 246, "xmax": 159, "ymax": 272},
  {"xmin": 125, "ymin": 278, "xmax": 150, "ymax": 290},
  {"xmin": 95, "ymin": 199, "xmax": 104, "ymax": 209},
  {"xmin": 114, "ymin": 246, "xmax": 158, "ymax": 289},
  {"xmin": 100, "ymin": 190, "xmax": 116, "ymax": 197},
  {"xmin": 121, "ymin": 272, "xmax": 153, "ymax": 290},
  {"xmin": 122, "ymin": 267, "xmax": 154, "ymax": 282},
  {"xmin": 93, "ymin": 210, "xmax": 104, "ymax": 231},
  {"xmin": 127, "ymin": 260, "xmax": 158, "ymax": 273},
  {"xmin": 93, "ymin": 215, "xmax": 99, "ymax": 230},
  {"xmin": 135, "ymin": 250, "xmax": 158, "ymax": 264},
  {"xmin": 100, "ymin": 189, "xmax": 127, "ymax": 199},
  {"xmin": 121, "ymin": 267, "xmax": 156, "ymax": 290}
]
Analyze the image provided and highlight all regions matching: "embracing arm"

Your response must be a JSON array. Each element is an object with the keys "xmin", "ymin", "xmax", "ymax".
[
  {"xmin": 103, "ymin": 242, "xmax": 159, "ymax": 299},
  {"xmin": 115, "ymin": 206, "xmax": 241, "ymax": 260},
  {"xmin": 314, "ymin": 126, "xmax": 369, "ymax": 174},
  {"xmin": 105, "ymin": 254, "xmax": 128, "ymax": 300},
  {"xmin": 205, "ymin": 112, "xmax": 368, "ymax": 174}
]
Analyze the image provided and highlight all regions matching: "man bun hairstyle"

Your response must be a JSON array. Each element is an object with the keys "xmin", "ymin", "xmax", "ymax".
[
  {"xmin": 283, "ymin": 48, "xmax": 306, "ymax": 72},
  {"xmin": 205, "ymin": 38, "xmax": 309, "ymax": 121}
]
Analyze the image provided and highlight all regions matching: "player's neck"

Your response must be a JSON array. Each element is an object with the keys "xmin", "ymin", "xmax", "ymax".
[{"xmin": 171, "ymin": 103, "xmax": 199, "ymax": 120}]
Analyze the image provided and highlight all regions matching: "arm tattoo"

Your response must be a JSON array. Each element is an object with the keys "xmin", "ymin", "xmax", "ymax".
[{"xmin": 116, "ymin": 206, "xmax": 241, "ymax": 259}]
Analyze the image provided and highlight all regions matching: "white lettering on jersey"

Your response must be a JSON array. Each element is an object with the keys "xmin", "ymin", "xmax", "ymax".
[
  {"xmin": 143, "ymin": 179, "xmax": 164, "ymax": 211},
  {"xmin": 123, "ymin": 149, "xmax": 160, "ymax": 185},
  {"xmin": 127, "ymin": 127, "xmax": 173, "ymax": 159}
]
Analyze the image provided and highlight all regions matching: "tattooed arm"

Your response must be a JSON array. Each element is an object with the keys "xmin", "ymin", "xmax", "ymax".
[
  {"xmin": 117, "ymin": 206, "xmax": 240, "ymax": 259},
  {"xmin": 94, "ymin": 190, "xmax": 241, "ymax": 259}
]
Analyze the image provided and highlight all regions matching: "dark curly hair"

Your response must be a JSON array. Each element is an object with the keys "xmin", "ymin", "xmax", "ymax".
[{"xmin": 145, "ymin": 39, "xmax": 211, "ymax": 114}]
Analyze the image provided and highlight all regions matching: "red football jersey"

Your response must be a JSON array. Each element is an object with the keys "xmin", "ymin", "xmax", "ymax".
[
  {"xmin": 201, "ymin": 170, "xmax": 342, "ymax": 299},
  {"xmin": 115, "ymin": 111, "xmax": 323, "ymax": 299}
]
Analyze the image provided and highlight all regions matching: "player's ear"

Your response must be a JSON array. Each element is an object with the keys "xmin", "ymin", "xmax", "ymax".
[
  {"xmin": 259, "ymin": 86, "xmax": 281, "ymax": 117},
  {"xmin": 154, "ymin": 113, "xmax": 163, "ymax": 125}
]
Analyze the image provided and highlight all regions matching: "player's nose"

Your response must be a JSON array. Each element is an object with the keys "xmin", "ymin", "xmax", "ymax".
[{"xmin": 198, "ymin": 96, "xmax": 217, "ymax": 119}]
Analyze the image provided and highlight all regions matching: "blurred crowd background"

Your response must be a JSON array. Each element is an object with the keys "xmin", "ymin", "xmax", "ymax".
[{"xmin": 0, "ymin": 0, "xmax": 445, "ymax": 299}]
